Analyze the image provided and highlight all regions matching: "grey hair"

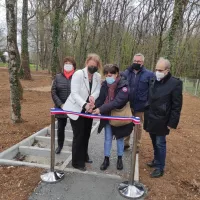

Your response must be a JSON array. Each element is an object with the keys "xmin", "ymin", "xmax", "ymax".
[
  {"xmin": 133, "ymin": 53, "xmax": 145, "ymax": 62},
  {"xmin": 157, "ymin": 57, "xmax": 171, "ymax": 69}
]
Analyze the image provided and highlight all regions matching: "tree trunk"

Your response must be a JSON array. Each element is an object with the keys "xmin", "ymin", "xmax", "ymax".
[
  {"xmin": 21, "ymin": 0, "xmax": 31, "ymax": 80},
  {"xmin": 36, "ymin": 6, "xmax": 39, "ymax": 71},
  {"xmin": 51, "ymin": 0, "xmax": 61, "ymax": 77},
  {"xmin": 51, "ymin": 0, "xmax": 78, "ymax": 76},
  {"xmin": 166, "ymin": 0, "xmax": 188, "ymax": 71},
  {"xmin": 78, "ymin": 0, "xmax": 93, "ymax": 67},
  {"xmin": 39, "ymin": 12, "xmax": 45, "ymax": 70},
  {"xmin": 6, "ymin": 0, "xmax": 22, "ymax": 123}
]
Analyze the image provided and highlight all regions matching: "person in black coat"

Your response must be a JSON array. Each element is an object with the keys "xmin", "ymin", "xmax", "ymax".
[
  {"xmin": 93, "ymin": 64, "xmax": 133, "ymax": 171},
  {"xmin": 144, "ymin": 57, "xmax": 183, "ymax": 178},
  {"xmin": 51, "ymin": 56, "xmax": 76, "ymax": 154}
]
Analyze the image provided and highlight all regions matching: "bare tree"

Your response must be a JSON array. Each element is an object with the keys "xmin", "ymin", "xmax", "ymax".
[
  {"xmin": 24, "ymin": 0, "xmax": 200, "ymax": 78},
  {"xmin": 21, "ymin": 0, "xmax": 32, "ymax": 80},
  {"xmin": 51, "ymin": 0, "xmax": 78, "ymax": 77},
  {"xmin": 166, "ymin": 0, "xmax": 189, "ymax": 70},
  {"xmin": 5, "ymin": 0, "xmax": 22, "ymax": 123}
]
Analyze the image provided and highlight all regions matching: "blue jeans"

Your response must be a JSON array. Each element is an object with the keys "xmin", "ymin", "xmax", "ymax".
[
  {"xmin": 149, "ymin": 133, "xmax": 166, "ymax": 171},
  {"xmin": 104, "ymin": 123, "xmax": 124, "ymax": 157}
]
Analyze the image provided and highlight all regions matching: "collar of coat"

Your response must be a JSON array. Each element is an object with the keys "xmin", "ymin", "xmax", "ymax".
[{"xmin": 61, "ymin": 72, "xmax": 73, "ymax": 79}]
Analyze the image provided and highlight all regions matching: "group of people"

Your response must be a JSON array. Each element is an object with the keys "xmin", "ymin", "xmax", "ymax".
[{"xmin": 51, "ymin": 53, "xmax": 183, "ymax": 178}]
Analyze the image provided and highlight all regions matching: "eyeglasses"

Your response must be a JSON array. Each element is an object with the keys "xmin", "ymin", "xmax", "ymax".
[
  {"xmin": 155, "ymin": 69, "xmax": 166, "ymax": 72},
  {"xmin": 133, "ymin": 60, "xmax": 143, "ymax": 64}
]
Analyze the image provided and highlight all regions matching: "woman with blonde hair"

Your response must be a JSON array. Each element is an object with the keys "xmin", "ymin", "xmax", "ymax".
[{"xmin": 64, "ymin": 53, "xmax": 102, "ymax": 171}]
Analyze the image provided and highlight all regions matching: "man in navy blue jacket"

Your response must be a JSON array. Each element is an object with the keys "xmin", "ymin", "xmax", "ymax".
[{"xmin": 122, "ymin": 53, "xmax": 154, "ymax": 152}]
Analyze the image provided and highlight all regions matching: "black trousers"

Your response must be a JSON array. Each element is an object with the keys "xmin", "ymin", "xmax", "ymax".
[
  {"xmin": 57, "ymin": 118, "xmax": 67, "ymax": 148},
  {"xmin": 70, "ymin": 117, "xmax": 93, "ymax": 168}
]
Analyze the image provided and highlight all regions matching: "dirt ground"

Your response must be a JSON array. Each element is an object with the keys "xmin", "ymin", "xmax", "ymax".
[
  {"xmin": 0, "ymin": 68, "xmax": 200, "ymax": 200},
  {"xmin": 0, "ymin": 68, "xmax": 52, "ymax": 200},
  {"xmin": 140, "ymin": 92, "xmax": 200, "ymax": 200}
]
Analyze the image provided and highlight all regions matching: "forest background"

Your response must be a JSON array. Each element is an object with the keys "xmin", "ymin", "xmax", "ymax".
[{"xmin": 0, "ymin": 0, "xmax": 200, "ymax": 122}]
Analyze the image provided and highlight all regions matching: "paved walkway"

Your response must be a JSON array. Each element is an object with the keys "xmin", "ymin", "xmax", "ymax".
[
  {"xmin": 29, "ymin": 172, "xmax": 125, "ymax": 200},
  {"xmin": 29, "ymin": 121, "xmax": 145, "ymax": 200}
]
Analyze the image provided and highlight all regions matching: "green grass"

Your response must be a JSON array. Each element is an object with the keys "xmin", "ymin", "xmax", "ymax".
[
  {"xmin": 182, "ymin": 78, "xmax": 200, "ymax": 97},
  {"xmin": 0, "ymin": 62, "xmax": 44, "ymax": 71},
  {"xmin": 0, "ymin": 62, "xmax": 7, "ymax": 67},
  {"xmin": 29, "ymin": 64, "xmax": 43, "ymax": 70}
]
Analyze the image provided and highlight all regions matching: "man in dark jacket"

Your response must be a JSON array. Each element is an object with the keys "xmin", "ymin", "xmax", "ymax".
[
  {"xmin": 122, "ymin": 53, "xmax": 154, "ymax": 151},
  {"xmin": 144, "ymin": 57, "xmax": 183, "ymax": 178}
]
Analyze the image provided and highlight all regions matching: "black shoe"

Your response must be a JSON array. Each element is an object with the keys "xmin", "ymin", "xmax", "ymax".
[
  {"xmin": 124, "ymin": 145, "xmax": 130, "ymax": 150},
  {"xmin": 85, "ymin": 159, "xmax": 93, "ymax": 163},
  {"xmin": 117, "ymin": 156, "xmax": 123, "ymax": 170},
  {"xmin": 150, "ymin": 169, "xmax": 164, "ymax": 178},
  {"xmin": 72, "ymin": 165, "xmax": 86, "ymax": 171},
  {"xmin": 85, "ymin": 155, "xmax": 93, "ymax": 163},
  {"xmin": 100, "ymin": 156, "xmax": 109, "ymax": 170},
  {"xmin": 55, "ymin": 146, "xmax": 62, "ymax": 154},
  {"xmin": 146, "ymin": 160, "xmax": 156, "ymax": 168}
]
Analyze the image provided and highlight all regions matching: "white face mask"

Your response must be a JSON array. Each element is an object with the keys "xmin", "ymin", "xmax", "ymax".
[
  {"xmin": 155, "ymin": 71, "xmax": 165, "ymax": 81},
  {"xmin": 64, "ymin": 64, "xmax": 73, "ymax": 72}
]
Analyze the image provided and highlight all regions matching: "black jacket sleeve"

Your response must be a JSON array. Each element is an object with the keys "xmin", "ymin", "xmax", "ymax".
[
  {"xmin": 51, "ymin": 77, "xmax": 63, "ymax": 108},
  {"xmin": 120, "ymin": 70, "xmax": 128, "ymax": 79},
  {"xmin": 167, "ymin": 80, "xmax": 183, "ymax": 128},
  {"xmin": 99, "ymin": 87, "xmax": 129, "ymax": 114},
  {"xmin": 95, "ymin": 85, "xmax": 106, "ymax": 108}
]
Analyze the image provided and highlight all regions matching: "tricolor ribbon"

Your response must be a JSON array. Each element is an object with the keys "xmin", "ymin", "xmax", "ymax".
[{"xmin": 51, "ymin": 108, "xmax": 140, "ymax": 125}]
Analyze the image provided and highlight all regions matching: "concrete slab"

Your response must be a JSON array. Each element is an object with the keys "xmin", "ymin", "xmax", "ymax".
[
  {"xmin": 29, "ymin": 172, "xmax": 144, "ymax": 200},
  {"xmin": 44, "ymin": 129, "xmax": 73, "ymax": 139},
  {"xmin": 35, "ymin": 136, "xmax": 73, "ymax": 146},
  {"xmin": 0, "ymin": 159, "xmax": 51, "ymax": 169},
  {"xmin": 24, "ymin": 155, "xmax": 64, "ymax": 166},
  {"xmin": 0, "ymin": 121, "xmax": 100, "ymax": 173},
  {"xmin": 19, "ymin": 146, "xmax": 71, "ymax": 159},
  {"xmin": 0, "ymin": 127, "xmax": 48, "ymax": 159},
  {"xmin": 32, "ymin": 140, "xmax": 72, "ymax": 151}
]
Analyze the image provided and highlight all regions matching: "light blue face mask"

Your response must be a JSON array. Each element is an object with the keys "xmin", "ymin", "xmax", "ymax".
[{"xmin": 106, "ymin": 76, "xmax": 115, "ymax": 84}]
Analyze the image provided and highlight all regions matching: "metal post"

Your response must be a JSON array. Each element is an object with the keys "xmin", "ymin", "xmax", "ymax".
[
  {"xmin": 50, "ymin": 115, "xmax": 55, "ymax": 172},
  {"xmin": 118, "ymin": 123, "xmax": 147, "ymax": 199},
  {"xmin": 129, "ymin": 124, "xmax": 138, "ymax": 184},
  {"xmin": 41, "ymin": 115, "xmax": 65, "ymax": 183}
]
